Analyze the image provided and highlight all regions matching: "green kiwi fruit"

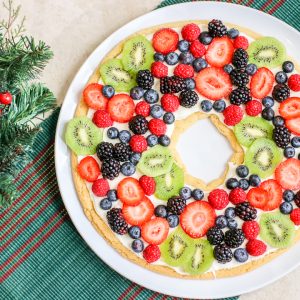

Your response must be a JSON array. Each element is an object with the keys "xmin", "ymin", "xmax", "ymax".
[
  {"xmin": 121, "ymin": 35, "xmax": 154, "ymax": 73},
  {"xmin": 137, "ymin": 145, "xmax": 173, "ymax": 177},
  {"xmin": 234, "ymin": 117, "xmax": 273, "ymax": 147},
  {"xmin": 260, "ymin": 212, "xmax": 295, "ymax": 248},
  {"xmin": 245, "ymin": 138, "xmax": 282, "ymax": 178},
  {"xmin": 154, "ymin": 164, "xmax": 184, "ymax": 201},
  {"xmin": 247, "ymin": 37, "xmax": 286, "ymax": 68},
  {"xmin": 65, "ymin": 117, "xmax": 102, "ymax": 155},
  {"xmin": 99, "ymin": 59, "xmax": 136, "ymax": 92}
]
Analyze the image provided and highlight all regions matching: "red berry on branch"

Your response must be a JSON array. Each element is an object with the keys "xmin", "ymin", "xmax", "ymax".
[{"xmin": 0, "ymin": 91, "xmax": 13, "ymax": 105}]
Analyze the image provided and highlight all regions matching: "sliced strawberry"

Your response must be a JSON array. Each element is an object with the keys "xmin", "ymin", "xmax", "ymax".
[
  {"xmin": 195, "ymin": 67, "xmax": 232, "ymax": 100},
  {"xmin": 205, "ymin": 37, "xmax": 234, "ymax": 67},
  {"xmin": 152, "ymin": 28, "xmax": 179, "ymax": 55},
  {"xmin": 286, "ymin": 117, "xmax": 300, "ymax": 135},
  {"xmin": 279, "ymin": 97, "xmax": 300, "ymax": 120},
  {"xmin": 180, "ymin": 201, "xmax": 216, "ymax": 238},
  {"xmin": 275, "ymin": 158, "xmax": 300, "ymax": 190},
  {"xmin": 247, "ymin": 188, "xmax": 268, "ymax": 209},
  {"xmin": 77, "ymin": 156, "xmax": 100, "ymax": 182},
  {"xmin": 83, "ymin": 83, "xmax": 108, "ymax": 110},
  {"xmin": 117, "ymin": 178, "xmax": 145, "ymax": 206},
  {"xmin": 260, "ymin": 179, "xmax": 282, "ymax": 211},
  {"xmin": 250, "ymin": 67, "xmax": 275, "ymax": 99},
  {"xmin": 141, "ymin": 217, "xmax": 169, "ymax": 245},
  {"xmin": 122, "ymin": 197, "xmax": 154, "ymax": 226},
  {"xmin": 107, "ymin": 94, "xmax": 135, "ymax": 123}
]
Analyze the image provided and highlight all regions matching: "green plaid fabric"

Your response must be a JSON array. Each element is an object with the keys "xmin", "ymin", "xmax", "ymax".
[{"xmin": 1, "ymin": 1, "xmax": 299, "ymax": 299}]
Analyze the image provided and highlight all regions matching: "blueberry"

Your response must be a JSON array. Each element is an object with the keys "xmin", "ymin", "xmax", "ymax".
[
  {"xmin": 223, "ymin": 64, "xmax": 233, "ymax": 74},
  {"xmin": 185, "ymin": 78, "xmax": 196, "ymax": 90},
  {"xmin": 128, "ymin": 226, "xmax": 141, "ymax": 239},
  {"xmin": 130, "ymin": 86, "xmax": 144, "ymax": 100},
  {"xmin": 144, "ymin": 89, "xmax": 159, "ymax": 104},
  {"xmin": 147, "ymin": 134, "xmax": 158, "ymax": 147},
  {"xmin": 158, "ymin": 135, "xmax": 170, "ymax": 146},
  {"xmin": 199, "ymin": 31, "xmax": 212, "ymax": 45},
  {"xmin": 192, "ymin": 189, "xmax": 204, "ymax": 200},
  {"xmin": 131, "ymin": 239, "xmax": 144, "ymax": 253},
  {"xmin": 236, "ymin": 165, "xmax": 249, "ymax": 178},
  {"xmin": 167, "ymin": 214, "xmax": 179, "ymax": 228},
  {"xmin": 129, "ymin": 152, "xmax": 141, "ymax": 165},
  {"xmin": 213, "ymin": 100, "xmax": 226, "ymax": 112},
  {"xmin": 283, "ymin": 190, "xmax": 295, "ymax": 202},
  {"xmin": 284, "ymin": 146, "xmax": 295, "ymax": 158},
  {"xmin": 245, "ymin": 64, "xmax": 257, "ymax": 75},
  {"xmin": 262, "ymin": 96, "xmax": 274, "ymax": 108},
  {"xmin": 119, "ymin": 130, "xmax": 131, "ymax": 143},
  {"xmin": 226, "ymin": 178, "xmax": 239, "ymax": 190},
  {"xmin": 234, "ymin": 248, "xmax": 249, "ymax": 263},
  {"xmin": 154, "ymin": 52, "xmax": 165, "ymax": 62},
  {"xmin": 262, "ymin": 107, "xmax": 274, "ymax": 121},
  {"xmin": 227, "ymin": 28, "xmax": 239, "ymax": 39},
  {"xmin": 272, "ymin": 116, "xmax": 285, "ymax": 127},
  {"xmin": 179, "ymin": 51, "xmax": 194, "ymax": 65},
  {"xmin": 275, "ymin": 71, "xmax": 288, "ymax": 84},
  {"xmin": 227, "ymin": 218, "xmax": 238, "ymax": 229},
  {"xmin": 291, "ymin": 137, "xmax": 300, "ymax": 148},
  {"xmin": 280, "ymin": 202, "xmax": 293, "ymax": 214},
  {"xmin": 107, "ymin": 189, "xmax": 117, "ymax": 202},
  {"xmin": 102, "ymin": 85, "xmax": 115, "ymax": 98},
  {"xmin": 201, "ymin": 100, "xmax": 213, "ymax": 112},
  {"xmin": 163, "ymin": 112, "xmax": 175, "ymax": 124},
  {"xmin": 225, "ymin": 207, "xmax": 236, "ymax": 219},
  {"xmin": 154, "ymin": 205, "xmax": 168, "ymax": 218},
  {"xmin": 216, "ymin": 215, "xmax": 228, "ymax": 229},
  {"xmin": 107, "ymin": 127, "xmax": 119, "ymax": 139},
  {"xmin": 178, "ymin": 40, "xmax": 190, "ymax": 52},
  {"xmin": 193, "ymin": 58, "xmax": 208, "ymax": 72},
  {"xmin": 179, "ymin": 187, "xmax": 192, "ymax": 200},
  {"xmin": 121, "ymin": 162, "xmax": 136, "ymax": 176},
  {"xmin": 150, "ymin": 104, "xmax": 164, "ymax": 118},
  {"xmin": 239, "ymin": 179, "xmax": 250, "ymax": 190},
  {"xmin": 282, "ymin": 61, "xmax": 294, "ymax": 73},
  {"xmin": 100, "ymin": 198, "xmax": 112, "ymax": 210},
  {"xmin": 165, "ymin": 52, "xmax": 179, "ymax": 65},
  {"xmin": 249, "ymin": 174, "xmax": 261, "ymax": 187}
]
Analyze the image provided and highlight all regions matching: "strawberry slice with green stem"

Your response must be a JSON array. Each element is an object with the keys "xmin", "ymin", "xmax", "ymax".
[
  {"xmin": 77, "ymin": 156, "xmax": 100, "ymax": 182},
  {"xmin": 117, "ymin": 178, "xmax": 145, "ymax": 206},
  {"xmin": 279, "ymin": 97, "xmax": 300, "ymax": 119},
  {"xmin": 141, "ymin": 217, "xmax": 169, "ymax": 245},
  {"xmin": 250, "ymin": 67, "xmax": 274, "ymax": 99},
  {"xmin": 83, "ymin": 83, "xmax": 108, "ymax": 110}
]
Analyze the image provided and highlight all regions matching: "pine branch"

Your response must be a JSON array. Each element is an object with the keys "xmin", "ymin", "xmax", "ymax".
[{"xmin": 0, "ymin": 173, "xmax": 19, "ymax": 208}]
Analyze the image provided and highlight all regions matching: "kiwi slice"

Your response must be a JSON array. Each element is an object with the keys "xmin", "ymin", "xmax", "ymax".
[
  {"xmin": 65, "ymin": 117, "xmax": 102, "ymax": 155},
  {"xmin": 154, "ymin": 164, "xmax": 184, "ymax": 201},
  {"xmin": 137, "ymin": 145, "xmax": 173, "ymax": 177},
  {"xmin": 248, "ymin": 37, "xmax": 286, "ymax": 68},
  {"xmin": 245, "ymin": 138, "xmax": 282, "ymax": 178},
  {"xmin": 160, "ymin": 227, "xmax": 193, "ymax": 267},
  {"xmin": 260, "ymin": 212, "xmax": 295, "ymax": 248},
  {"xmin": 234, "ymin": 117, "xmax": 273, "ymax": 147},
  {"xmin": 99, "ymin": 59, "xmax": 136, "ymax": 92},
  {"xmin": 121, "ymin": 35, "xmax": 154, "ymax": 73}
]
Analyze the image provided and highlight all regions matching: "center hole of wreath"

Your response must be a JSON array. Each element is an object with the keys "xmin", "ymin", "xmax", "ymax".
[{"xmin": 176, "ymin": 118, "xmax": 233, "ymax": 183}]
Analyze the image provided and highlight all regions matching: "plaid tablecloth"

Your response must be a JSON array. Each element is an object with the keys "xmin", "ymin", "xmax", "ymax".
[{"xmin": 1, "ymin": 1, "xmax": 300, "ymax": 299}]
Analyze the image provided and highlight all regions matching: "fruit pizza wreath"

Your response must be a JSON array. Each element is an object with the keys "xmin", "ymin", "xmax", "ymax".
[{"xmin": 64, "ymin": 20, "xmax": 300, "ymax": 278}]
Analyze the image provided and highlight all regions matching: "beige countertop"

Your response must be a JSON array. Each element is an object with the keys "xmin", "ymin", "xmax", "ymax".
[{"xmin": 3, "ymin": 0, "xmax": 300, "ymax": 299}]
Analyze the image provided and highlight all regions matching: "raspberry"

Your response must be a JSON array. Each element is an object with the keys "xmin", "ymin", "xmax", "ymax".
[
  {"xmin": 181, "ymin": 23, "xmax": 201, "ymax": 41},
  {"xmin": 129, "ymin": 135, "xmax": 147, "ymax": 153},
  {"xmin": 151, "ymin": 61, "xmax": 168, "ymax": 78},
  {"xmin": 245, "ymin": 100, "xmax": 262, "ymax": 116},
  {"xmin": 174, "ymin": 64, "xmax": 194, "ymax": 78},
  {"xmin": 223, "ymin": 105, "xmax": 243, "ymax": 126},
  {"xmin": 148, "ymin": 119, "xmax": 167, "ymax": 136},
  {"xmin": 161, "ymin": 94, "xmax": 180, "ymax": 112},
  {"xmin": 143, "ymin": 244, "xmax": 161, "ymax": 263},
  {"xmin": 135, "ymin": 101, "xmax": 150, "ymax": 117},
  {"xmin": 189, "ymin": 40, "xmax": 206, "ymax": 58},
  {"xmin": 92, "ymin": 110, "xmax": 113, "ymax": 128},
  {"xmin": 242, "ymin": 221, "xmax": 260, "ymax": 240},
  {"xmin": 208, "ymin": 189, "xmax": 229, "ymax": 210},
  {"xmin": 290, "ymin": 208, "xmax": 300, "ymax": 225},
  {"xmin": 139, "ymin": 175, "xmax": 156, "ymax": 195},
  {"xmin": 246, "ymin": 239, "xmax": 266, "ymax": 256},
  {"xmin": 233, "ymin": 36, "xmax": 249, "ymax": 49},
  {"xmin": 92, "ymin": 178, "xmax": 110, "ymax": 197},
  {"xmin": 288, "ymin": 74, "xmax": 300, "ymax": 92},
  {"xmin": 229, "ymin": 188, "xmax": 246, "ymax": 205}
]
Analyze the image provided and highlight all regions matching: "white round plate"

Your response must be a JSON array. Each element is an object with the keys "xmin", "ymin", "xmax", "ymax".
[{"xmin": 55, "ymin": 2, "xmax": 300, "ymax": 298}]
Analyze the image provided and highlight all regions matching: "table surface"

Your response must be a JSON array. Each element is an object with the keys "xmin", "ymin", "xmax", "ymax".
[{"xmin": 3, "ymin": 0, "xmax": 300, "ymax": 299}]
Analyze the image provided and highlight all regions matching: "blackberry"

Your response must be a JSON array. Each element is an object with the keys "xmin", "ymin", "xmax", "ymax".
[
  {"xmin": 160, "ymin": 76, "xmax": 187, "ymax": 94},
  {"xmin": 167, "ymin": 196, "xmax": 186, "ymax": 215},
  {"xmin": 179, "ymin": 90, "xmax": 199, "ymax": 108},
  {"xmin": 129, "ymin": 115, "xmax": 148, "ymax": 135},
  {"xmin": 206, "ymin": 227, "xmax": 224, "ymax": 245},
  {"xmin": 114, "ymin": 143, "xmax": 131, "ymax": 162},
  {"xmin": 136, "ymin": 70, "xmax": 154, "ymax": 90},
  {"xmin": 230, "ymin": 69, "xmax": 249, "ymax": 87},
  {"xmin": 107, "ymin": 208, "xmax": 128, "ymax": 235},
  {"xmin": 273, "ymin": 126, "xmax": 291, "ymax": 148},
  {"xmin": 232, "ymin": 48, "xmax": 248, "ymax": 69},
  {"xmin": 213, "ymin": 244, "xmax": 233, "ymax": 263},
  {"xmin": 208, "ymin": 19, "xmax": 227, "ymax": 37},
  {"xmin": 294, "ymin": 191, "xmax": 300, "ymax": 208},
  {"xmin": 229, "ymin": 86, "xmax": 251, "ymax": 105},
  {"xmin": 224, "ymin": 229, "xmax": 245, "ymax": 248},
  {"xmin": 96, "ymin": 142, "xmax": 114, "ymax": 161},
  {"xmin": 272, "ymin": 84, "xmax": 290, "ymax": 102},
  {"xmin": 235, "ymin": 202, "xmax": 257, "ymax": 221},
  {"xmin": 101, "ymin": 158, "xmax": 121, "ymax": 180}
]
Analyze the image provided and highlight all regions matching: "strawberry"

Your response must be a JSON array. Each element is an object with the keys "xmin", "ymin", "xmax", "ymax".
[
  {"xmin": 107, "ymin": 94, "xmax": 135, "ymax": 123},
  {"xmin": 129, "ymin": 135, "xmax": 147, "ymax": 153},
  {"xmin": 151, "ymin": 61, "xmax": 168, "ymax": 78},
  {"xmin": 288, "ymin": 74, "xmax": 300, "ymax": 92},
  {"xmin": 205, "ymin": 37, "xmax": 234, "ymax": 67},
  {"xmin": 122, "ymin": 197, "xmax": 154, "ymax": 226},
  {"xmin": 245, "ymin": 100, "xmax": 262, "ymax": 116},
  {"xmin": 286, "ymin": 117, "xmax": 300, "ymax": 135},
  {"xmin": 152, "ymin": 28, "xmax": 179, "ymax": 55},
  {"xmin": 143, "ymin": 244, "xmax": 161, "ymax": 263},
  {"xmin": 233, "ymin": 36, "xmax": 249, "ymax": 49},
  {"xmin": 148, "ymin": 119, "xmax": 167, "ymax": 136},
  {"xmin": 223, "ymin": 105, "xmax": 243, "ymax": 126},
  {"xmin": 279, "ymin": 97, "xmax": 300, "ymax": 119},
  {"xmin": 180, "ymin": 201, "xmax": 216, "ymax": 238},
  {"xmin": 77, "ymin": 156, "xmax": 100, "ymax": 182},
  {"xmin": 290, "ymin": 208, "xmax": 300, "ymax": 225},
  {"xmin": 92, "ymin": 178, "xmax": 109, "ymax": 197},
  {"xmin": 174, "ymin": 64, "xmax": 194, "ymax": 78},
  {"xmin": 189, "ymin": 40, "xmax": 206, "ymax": 58},
  {"xmin": 92, "ymin": 110, "xmax": 113, "ymax": 128},
  {"xmin": 0, "ymin": 91, "xmax": 12, "ymax": 105},
  {"xmin": 250, "ymin": 67, "xmax": 275, "ymax": 99},
  {"xmin": 246, "ymin": 239, "xmax": 267, "ymax": 256},
  {"xmin": 260, "ymin": 179, "xmax": 282, "ymax": 211},
  {"xmin": 208, "ymin": 189, "xmax": 229, "ymax": 210},
  {"xmin": 161, "ymin": 94, "xmax": 180, "ymax": 112},
  {"xmin": 83, "ymin": 83, "xmax": 108, "ymax": 110},
  {"xmin": 229, "ymin": 188, "xmax": 247, "ymax": 205},
  {"xmin": 141, "ymin": 217, "xmax": 169, "ymax": 245},
  {"xmin": 275, "ymin": 158, "xmax": 300, "ymax": 190},
  {"xmin": 135, "ymin": 101, "xmax": 150, "ymax": 117},
  {"xmin": 242, "ymin": 221, "xmax": 260, "ymax": 240},
  {"xmin": 246, "ymin": 187, "xmax": 268, "ymax": 209},
  {"xmin": 117, "ymin": 177, "xmax": 145, "ymax": 206},
  {"xmin": 195, "ymin": 67, "xmax": 232, "ymax": 100},
  {"xmin": 139, "ymin": 175, "xmax": 156, "ymax": 195},
  {"xmin": 181, "ymin": 23, "xmax": 201, "ymax": 41}
]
